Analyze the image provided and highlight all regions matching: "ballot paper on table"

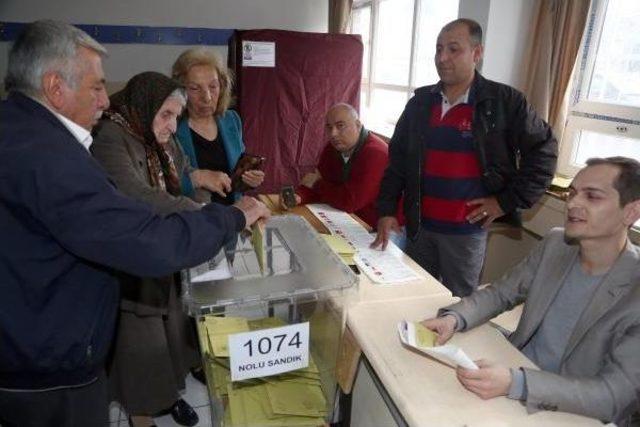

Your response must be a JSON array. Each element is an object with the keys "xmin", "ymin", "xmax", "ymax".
[
  {"xmin": 397, "ymin": 320, "xmax": 478, "ymax": 370},
  {"xmin": 189, "ymin": 249, "xmax": 232, "ymax": 282},
  {"xmin": 321, "ymin": 234, "xmax": 356, "ymax": 265}
]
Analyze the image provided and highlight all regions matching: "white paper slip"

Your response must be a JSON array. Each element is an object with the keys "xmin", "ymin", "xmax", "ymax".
[
  {"xmin": 355, "ymin": 247, "xmax": 418, "ymax": 284},
  {"xmin": 189, "ymin": 250, "xmax": 232, "ymax": 282},
  {"xmin": 397, "ymin": 320, "xmax": 478, "ymax": 370}
]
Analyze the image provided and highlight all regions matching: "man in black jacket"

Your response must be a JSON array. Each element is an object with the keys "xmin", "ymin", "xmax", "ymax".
[
  {"xmin": 372, "ymin": 18, "xmax": 557, "ymax": 297},
  {"xmin": 0, "ymin": 21, "xmax": 269, "ymax": 426}
]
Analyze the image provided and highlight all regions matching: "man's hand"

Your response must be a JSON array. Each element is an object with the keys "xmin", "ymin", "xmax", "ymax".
[
  {"xmin": 233, "ymin": 196, "xmax": 271, "ymax": 227},
  {"xmin": 241, "ymin": 169, "xmax": 265, "ymax": 188},
  {"xmin": 420, "ymin": 315, "xmax": 457, "ymax": 345},
  {"xmin": 456, "ymin": 360, "xmax": 512, "ymax": 399},
  {"xmin": 301, "ymin": 170, "xmax": 321, "ymax": 188},
  {"xmin": 191, "ymin": 169, "xmax": 232, "ymax": 197},
  {"xmin": 466, "ymin": 196, "xmax": 504, "ymax": 228},
  {"xmin": 370, "ymin": 216, "xmax": 400, "ymax": 250}
]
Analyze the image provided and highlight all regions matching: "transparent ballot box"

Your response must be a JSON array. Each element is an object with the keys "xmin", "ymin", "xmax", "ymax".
[{"xmin": 182, "ymin": 215, "xmax": 358, "ymax": 426}]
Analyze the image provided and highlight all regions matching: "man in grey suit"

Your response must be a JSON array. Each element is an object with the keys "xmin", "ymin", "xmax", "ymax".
[{"xmin": 422, "ymin": 157, "xmax": 640, "ymax": 426}]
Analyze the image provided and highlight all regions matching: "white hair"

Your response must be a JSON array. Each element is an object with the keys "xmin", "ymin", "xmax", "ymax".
[
  {"xmin": 5, "ymin": 20, "xmax": 107, "ymax": 96},
  {"xmin": 166, "ymin": 87, "xmax": 187, "ymax": 108}
]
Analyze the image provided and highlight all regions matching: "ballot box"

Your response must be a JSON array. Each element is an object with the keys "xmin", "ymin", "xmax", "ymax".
[{"xmin": 182, "ymin": 215, "xmax": 358, "ymax": 426}]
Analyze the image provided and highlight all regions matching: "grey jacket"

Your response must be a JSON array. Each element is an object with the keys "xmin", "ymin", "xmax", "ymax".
[
  {"xmin": 92, "ymin": 119, "xmax": 208, "ymax": 216},
  {"xmin": 91, "ymin": 119, "xmax": 209, "ymax": 315},
  {"xmin": 446, "ymin": 228, "xmax": 640, "ymax": 426}
]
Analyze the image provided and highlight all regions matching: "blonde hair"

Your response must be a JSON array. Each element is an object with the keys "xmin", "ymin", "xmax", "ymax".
[{"xmin": 171, "ymin": 47, "xmax": 234, "ymax": 116}]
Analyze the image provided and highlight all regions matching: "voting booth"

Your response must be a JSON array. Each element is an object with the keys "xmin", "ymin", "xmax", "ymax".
[
  {"xmin": 228, "ymin": 29, "xmax": 363, "ymax": 193},
  {"xmin": 182, "ymin": 215, "xmax": 358, "ymax": 426}
]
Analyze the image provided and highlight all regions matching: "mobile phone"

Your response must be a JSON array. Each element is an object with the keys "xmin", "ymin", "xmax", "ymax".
[
  {"xmin": 280, "ymin": 185, "xmax": 297, "ymax": 209},
  {"xmin": 231, "ymin": 153, "xmax": 266, "ymax": 192}
]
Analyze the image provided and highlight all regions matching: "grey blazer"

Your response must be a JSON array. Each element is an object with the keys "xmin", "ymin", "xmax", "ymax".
[
  {"xmin": 91, "ymin": 119, "xmax": 208, "ymax": 216},
  {"xmin": 446, "ymin": 228, "xmax": 640, "ymax": 426}
]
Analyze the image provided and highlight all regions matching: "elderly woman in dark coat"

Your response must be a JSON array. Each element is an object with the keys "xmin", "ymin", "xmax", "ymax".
[{"xmin": 92, "ymin": 72, "xmax": 218, "ymax": 427}]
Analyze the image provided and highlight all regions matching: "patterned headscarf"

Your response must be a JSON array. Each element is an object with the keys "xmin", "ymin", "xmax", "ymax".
[{"xmin": 104, "ymin": 71, "xmax": 183, "ymax": 196}]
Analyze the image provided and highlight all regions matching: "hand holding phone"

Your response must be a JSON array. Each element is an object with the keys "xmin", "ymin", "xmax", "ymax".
[{"xmin": 231, "ymin": 153, "xmax": 265, "ymax": 192}]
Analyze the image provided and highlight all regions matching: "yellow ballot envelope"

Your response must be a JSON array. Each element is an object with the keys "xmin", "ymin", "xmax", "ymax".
[
  {"xmin": 413, "ymin": 322, "xmax": 438, "ymax": 348},
  {"xmin": 321, "ymin": 234, "xmax": 356, "ymax": 265},
  {"xmin": 204, "ymin": 316, "xmax": 250, "ymax": 357},
  {"xmin": 251, "ymin": 219, "xmax": 267, "ymax": 273}
]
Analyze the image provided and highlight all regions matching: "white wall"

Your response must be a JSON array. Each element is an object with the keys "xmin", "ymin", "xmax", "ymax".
[
  {"xmin": 481, "ymin": 0, "xmax": 537, "ymax": 90},
  {"xmin": 457, "ymin": 0, "xmax": 535, "ymax": 89},
  {"xmin": 1, "ymin": 0, "xmax": 534, "ymax": 89},
  {"xmin": 0, "ymin": 0, "xmax": 328, "ymax": 85},
  {"xmin": 459, "ymin": 0, "xmax": 491, "ymax": 44}
]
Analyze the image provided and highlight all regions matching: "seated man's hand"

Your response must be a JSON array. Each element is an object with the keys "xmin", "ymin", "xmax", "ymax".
[
  {"xmin": 191, "ymin": 169, "xmax": 232, "ymax": 197},
  {"xmin": 456, "ymin": 360, "xmax": 512, "ymax": 400},
  {"xmin": 420, "ymin": 315, "xmax": 457, "ymax": 345},
  {"xmin": 370, "ymin": 216, "xmax": 400, "ymax": 250},
  {"xmin": 301, "ymin": 169, "xmax": 321, "ymax": 188},
  {"xmin": 279, "ymin": 193, "xmax": 301, "ymax": 211},
  {"xmin": 241, "ymin": 169, "xmax": 265, "ymax": 188},
  {"xmin": 233, "ymin": 196, "xmax": 271, "ymax": 227}
]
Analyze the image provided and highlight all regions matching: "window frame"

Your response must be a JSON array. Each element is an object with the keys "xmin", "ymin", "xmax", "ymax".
[
  {"xmin": 351, "ymin": 0, "xmax": 458, "ymax": 137},
  {"xmin": 558, "ymin": 0, "xmax": 640, "ymax": 176}
]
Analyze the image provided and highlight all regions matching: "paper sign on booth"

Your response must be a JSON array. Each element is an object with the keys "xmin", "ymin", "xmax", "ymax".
[
  {"xmin": 228, "ymin": 322, "xmax": 309, "ymax": 381},
  {"xmin": 242, "ymin": 41, "xmax": 276, "ymax": 67}
]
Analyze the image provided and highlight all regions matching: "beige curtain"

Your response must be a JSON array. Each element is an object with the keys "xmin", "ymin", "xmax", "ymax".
[
  {"xmin": 329, "ymin": 0, "xmax": 354, "ymax": 34},
  {"xmin": 522, "ymin": 0, "xmax": 590, "ymax": 134}
]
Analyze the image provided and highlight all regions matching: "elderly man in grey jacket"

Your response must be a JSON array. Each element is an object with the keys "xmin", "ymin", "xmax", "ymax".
[{"xmin": 422, "ymin": 157, "xmax": 640, "ymax": 426}]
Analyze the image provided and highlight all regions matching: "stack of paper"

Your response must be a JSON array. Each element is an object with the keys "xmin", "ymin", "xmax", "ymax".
[
  {"xmin": 397, "ymin": 320, "xmax": 478, "ymax": 370},
  {"xmin": 201, "ymin": 315, "xmax": 328, "ymax": 426},
  {"xmin": 321, "ymin": 234, "xmax": 356, "ymax": 265},
  {"xmin": 307, "ymin": 204, "xmax": 419, "ymax": 283},
  {"xmin": 227, "ymin": 381, "xmax": 325, "ymax": 427},
  {"xmin": 204, "ymin": 316, "xmax": 250, "ymax": 357}
]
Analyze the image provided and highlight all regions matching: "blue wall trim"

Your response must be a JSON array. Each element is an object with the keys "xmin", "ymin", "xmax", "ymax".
[{"xmin": 0, "ymin": 22, "xmax": 234, "ymax": 45}]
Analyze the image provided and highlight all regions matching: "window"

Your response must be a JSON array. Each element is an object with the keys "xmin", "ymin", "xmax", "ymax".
[
  {"xmin": 350, "ymin": 0, "xmax": 459, "ymax": 137},
  {"xmin": 558, "ymin": 0, "xmax": 640, "ymax": 177}
]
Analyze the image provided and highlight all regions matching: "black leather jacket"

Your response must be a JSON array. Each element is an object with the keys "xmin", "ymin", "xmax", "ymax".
[{"xmin": 377, "ymin": 72, "xmax": 558, "ymax": 240}]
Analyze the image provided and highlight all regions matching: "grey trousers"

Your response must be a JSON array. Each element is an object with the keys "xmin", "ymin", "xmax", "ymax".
[
  {"xmin": 0, "ymin": 371, "xmax": 108, "ymax": 427},
  {"xmin": 406, "ymin": 229, "xmax": 488, "ymax": 297}
]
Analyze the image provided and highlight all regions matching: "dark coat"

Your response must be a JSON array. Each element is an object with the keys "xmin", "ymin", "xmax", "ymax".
[
  {"xmin": 0, "ymin": 93, "xmax": 244, "ymax": 390},
  {"xmin": 377, "ymin": 72, "xmax": 558, "ymax": 239}
]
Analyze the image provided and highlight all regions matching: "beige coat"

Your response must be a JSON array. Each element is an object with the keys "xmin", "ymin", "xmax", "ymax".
[{"xmin": 446, "ymin": 227, "xmax": 640, "ymax": 426}]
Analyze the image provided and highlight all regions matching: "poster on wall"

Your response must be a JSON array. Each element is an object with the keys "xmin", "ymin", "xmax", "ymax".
[{"xmin": 242, "ymin": 41, "xmax": 276, "ymax": 67}]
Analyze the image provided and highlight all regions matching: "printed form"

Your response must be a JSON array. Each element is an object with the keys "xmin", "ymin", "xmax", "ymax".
[{"xmin": 306, "ymin": 204, "xmax": 418, "ymax": 284}]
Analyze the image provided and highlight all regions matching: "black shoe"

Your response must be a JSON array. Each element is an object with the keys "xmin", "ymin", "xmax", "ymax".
[
  {"xmin": 190, "ymin": 367, "xmax": 207, "ymax": 385},
  {"xmin": 167, "ymin": 399, "xmax": 199, "ymax": 427}
]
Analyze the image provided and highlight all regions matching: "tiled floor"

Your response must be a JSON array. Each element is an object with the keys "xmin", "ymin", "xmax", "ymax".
[{"xmin": 109, "ymin": 373, "xmax": 212, "ymax": 427}]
